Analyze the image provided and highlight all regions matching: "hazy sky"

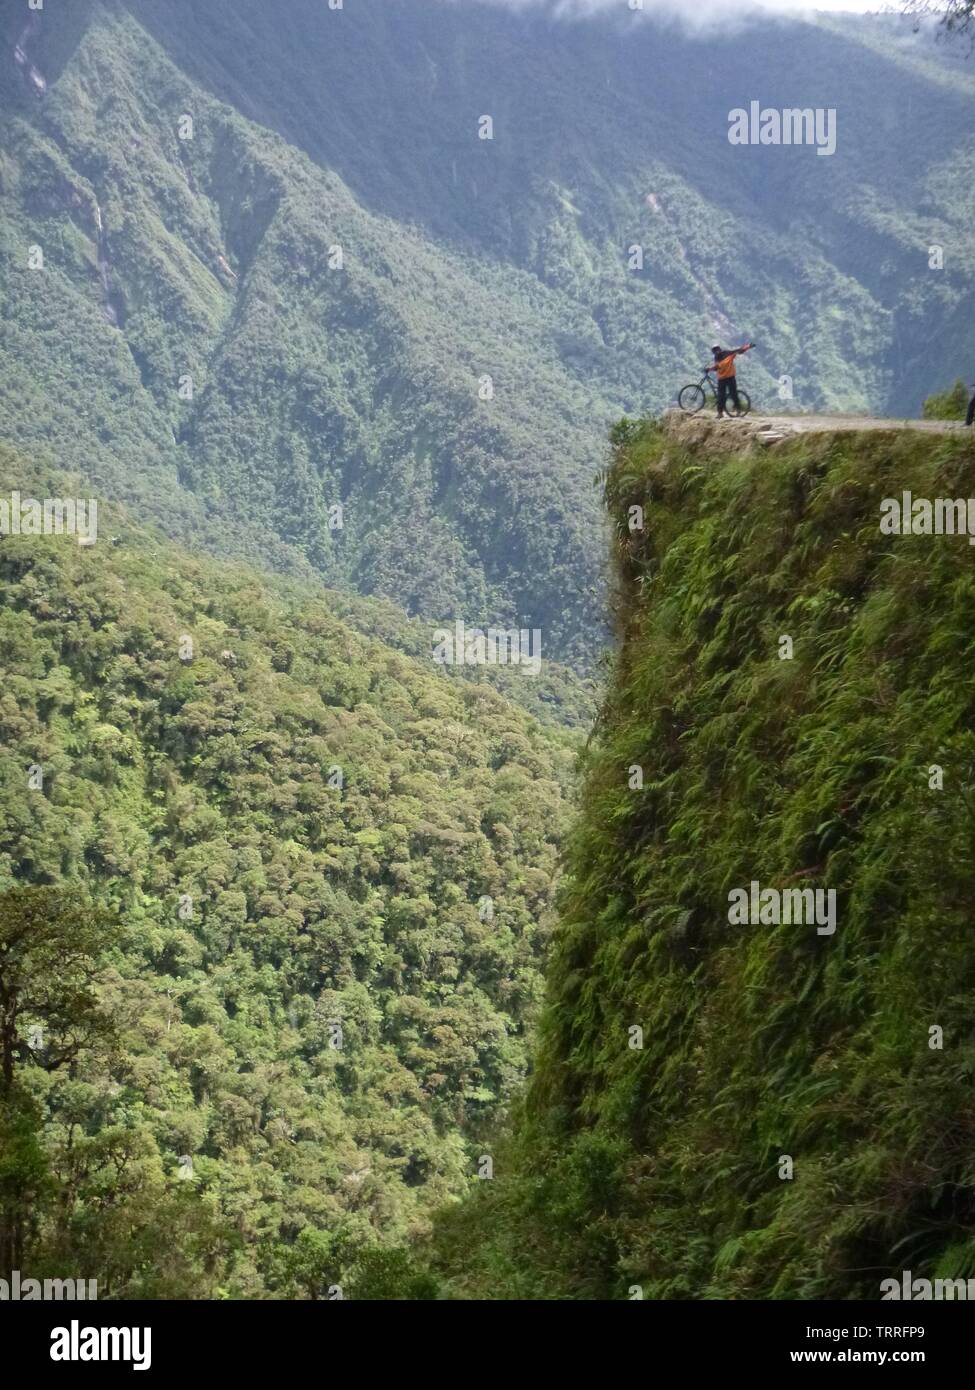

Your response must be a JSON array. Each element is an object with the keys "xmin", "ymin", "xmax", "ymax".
[
  {"xmin": 718, "ymin": 0, "xmax": 888, "ymax": 10},
  {"xmin": 475, "ymin": 1, "xmax": 898, "ymax": 15},
  {"xmin": 460, "ymin": 3, "xmax": 927, "ymax": 52}
]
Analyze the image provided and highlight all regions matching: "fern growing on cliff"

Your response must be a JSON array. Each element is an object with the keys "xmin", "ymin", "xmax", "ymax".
[{"xmin": 430, "ymin": 416, "xmax": 975, "ymax": 1300}]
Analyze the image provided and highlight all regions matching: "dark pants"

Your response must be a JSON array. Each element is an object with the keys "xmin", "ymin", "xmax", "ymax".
[
  {"xmin": 717, "ymin": 376, "xmax": 740, "ymax": 415},
  {"xmin": 967, "ymin": 392, "xmax": 975, "ymax": 427}
]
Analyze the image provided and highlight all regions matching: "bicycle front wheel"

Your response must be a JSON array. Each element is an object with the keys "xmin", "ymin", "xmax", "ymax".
[{"xmin": 678, "ymin": 383, "xmax": 707, "ymax": 414}]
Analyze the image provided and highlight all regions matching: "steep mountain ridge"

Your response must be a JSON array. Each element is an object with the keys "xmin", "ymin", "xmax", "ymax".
[
  {"xmin": 2, "ymin": 0, "xmax": 974, "ymax": 666},
  {"xmin": 429, "ymin": 414, "xmax": 975, "ymax": 1300}
]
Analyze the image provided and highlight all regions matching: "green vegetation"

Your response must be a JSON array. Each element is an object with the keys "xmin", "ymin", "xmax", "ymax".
[
  {"xmin": 5, "ymin": 0, "xmax": 975, "ymax": 1304},
  {"xmin": 923, "ymin": 378, "xmax": 970, "ymax": 420},
  {"xmin": 0, "ymin": 445, "xmax": 574, "ymax": 1296},
  {"xmin": 2, "ymin": 1, "xmax": 975, "ymax": 666},
  {"xmin": 0, "ymin": 888, "xmax": 116, "ymax": 1278},
  {"xmin": 429, "ymin": 416, "xmax": 975, "ymax": 1300}
]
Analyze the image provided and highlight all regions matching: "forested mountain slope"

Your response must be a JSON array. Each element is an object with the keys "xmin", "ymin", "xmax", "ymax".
[
  {"xmin": 0, "ymin": 445, "xmax": 573, "ymax": 1296},
  {"xmin": 2, "ymin": 0, "xmax": 974, "ymax": 664},
  {"xmin": 429, "ymin": 415, "xmax": 975, "ymax": 1300}
]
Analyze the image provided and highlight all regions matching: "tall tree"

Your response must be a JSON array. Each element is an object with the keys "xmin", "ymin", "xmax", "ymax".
[{"xmin": 0, "ymin": 888, "xmax": 116, "ymax": 1277}]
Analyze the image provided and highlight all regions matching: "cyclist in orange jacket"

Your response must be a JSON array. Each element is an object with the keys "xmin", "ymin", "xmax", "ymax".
[{"xmin": 706, "ymin": 342, "xmax": 754, "ymax": 418}]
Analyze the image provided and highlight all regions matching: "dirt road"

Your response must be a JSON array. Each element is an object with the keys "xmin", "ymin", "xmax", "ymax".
[{"xmin": 664, "ymin": 410, "xmax": 968, "ymax": 448}]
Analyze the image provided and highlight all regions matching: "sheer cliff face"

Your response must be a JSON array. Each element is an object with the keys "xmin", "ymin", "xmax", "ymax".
[
  {"xmin": 434, "ymin": 418, "xmax": 975, "ymax": 1300},
  {"xmin": 2, "ymin": 1, "xmax": 975, "ymax": 667}
]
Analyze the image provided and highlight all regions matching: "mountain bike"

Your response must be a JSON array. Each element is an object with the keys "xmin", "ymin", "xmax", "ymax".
[{"xmin": 677, "ymin": 369, "xmax": 751, "ymax": 417}]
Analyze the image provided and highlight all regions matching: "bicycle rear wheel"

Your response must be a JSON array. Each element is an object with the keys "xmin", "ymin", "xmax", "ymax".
[
  {"xmin": 678, "ymin": 383, "xmax": 707, "ymax": 414},
  {"xmin": 727, "ymin": 390, "xmax": 751, "ymax": 418}
]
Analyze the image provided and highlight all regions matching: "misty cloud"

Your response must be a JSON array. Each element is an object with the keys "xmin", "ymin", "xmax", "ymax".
[{"xmin": 462, "ymin": 0, "xmax": 882, "ymax": 22}]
